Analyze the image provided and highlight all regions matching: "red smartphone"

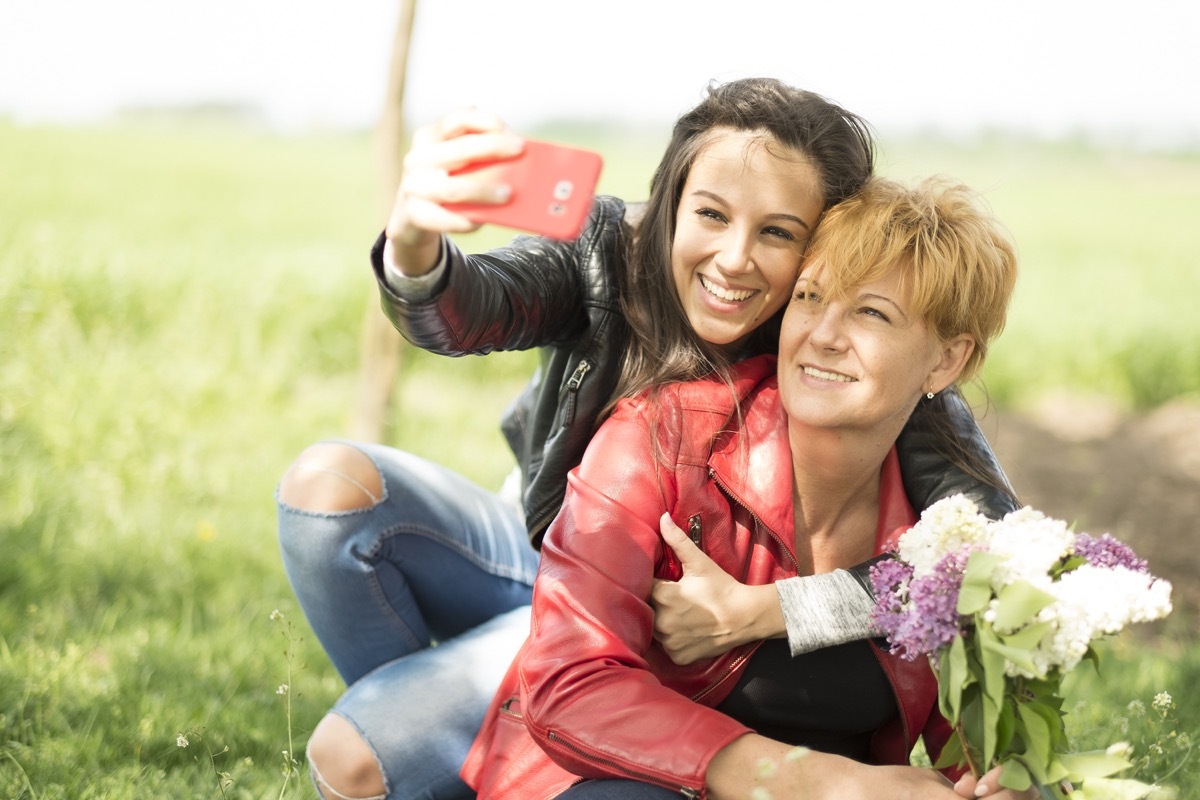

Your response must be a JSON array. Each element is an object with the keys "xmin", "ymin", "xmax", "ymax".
[{"xmin": 444, "ymin": 139, "xmax": 603, "ymax": 241}]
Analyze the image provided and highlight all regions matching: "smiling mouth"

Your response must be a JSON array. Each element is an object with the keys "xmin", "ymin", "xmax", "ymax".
[
  {"xmin": 803, "ymin": 366, "xmax": 856, "ymax": 383},
  {"xmin": 700, "ymin": 275, "xmax": 755, "ymax": 303}
]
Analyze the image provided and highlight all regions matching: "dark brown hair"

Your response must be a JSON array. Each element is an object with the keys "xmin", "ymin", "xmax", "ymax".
[{"xmin": 609, "ymin": 78, "xmax": 875, "ymax": 414}]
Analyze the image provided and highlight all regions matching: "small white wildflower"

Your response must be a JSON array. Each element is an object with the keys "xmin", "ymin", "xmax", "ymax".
[
  {"xmin": 1153, "ymin": 691, "xmax": 1174, "ymax": 713},
  {"xmin": 1105, "ymin": 741, "xmax": 1133, "ymax": 759},
  {"xmin": 176, "ymin": 733, "xmax": 189, "ymax": 748},
  {"xmin": 1127, "ymin": 699, "xmax": 1146, "ymax": 716},
  {"xmin": 269, "ymin": 609, "xmax": 282, "ymax": 622},
  {"xmin": 276, "ymin": 684, "xmax": 289, "ymax": 696}
]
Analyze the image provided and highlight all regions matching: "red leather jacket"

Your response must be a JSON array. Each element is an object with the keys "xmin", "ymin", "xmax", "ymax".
[{"xmin": 461, "ymin": 355, "xmax": 955, "ymax": 799}]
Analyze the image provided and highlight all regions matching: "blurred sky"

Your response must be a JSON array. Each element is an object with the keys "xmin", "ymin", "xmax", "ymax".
[{"xmin": 2, "ymin": 0, "xmax": 1198, "ymax": 146}]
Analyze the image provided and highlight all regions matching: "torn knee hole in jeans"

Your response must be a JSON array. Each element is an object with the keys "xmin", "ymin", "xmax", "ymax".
[
  {"xmin": 307, "ymin": 737, "xmax": 388, "ymax": 800},
  {"xmin": 309, "ymin": 762, "xmax": 387, "ymax": 800},
  {"xmin": 289, "ymin": 463, "xmax": 383, "ymax": 509},
  {"xmin": 278, "ymin": 448, "xmax": 387, "ymax": 513}
]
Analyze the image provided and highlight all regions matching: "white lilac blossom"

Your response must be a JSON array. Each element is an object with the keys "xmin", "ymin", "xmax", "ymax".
[
  {"xmin": 869, "ymin": 494, "xmax": 1172, "ymax": 796},
  {"xmin": 985, "ymin": 506, "xmax": 1075, "ymax": 590},
  {"xmin": 1018, "ymin": 565, "xmax": 1174, "ymax": 680},
  {"xmin": 896, "ymin": 493, "xmax": 990, "ymax": 579}
]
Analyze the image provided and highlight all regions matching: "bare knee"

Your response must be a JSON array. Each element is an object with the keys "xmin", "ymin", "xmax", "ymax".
[
  {"xmin": 308, "ymin": 713, "xmax": 387, "ymax": 800},
  {"xmin": 278, "ymin": 442, "xmax": 384, "ymax": 513}
]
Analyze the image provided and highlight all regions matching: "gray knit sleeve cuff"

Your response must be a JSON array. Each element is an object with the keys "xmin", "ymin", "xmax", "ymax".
[
  {"xmin": 775, "ymin": 570, "xmax": 875, "ymax": 656},
  {"xmin": 381, "ymin": 235, "xmax": 447, "ymax": 303}
]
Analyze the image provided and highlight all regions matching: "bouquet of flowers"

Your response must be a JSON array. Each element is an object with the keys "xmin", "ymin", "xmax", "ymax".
[{"xmin": 870, "ymin": 495, "xmax": 1174, "ymax": 799}]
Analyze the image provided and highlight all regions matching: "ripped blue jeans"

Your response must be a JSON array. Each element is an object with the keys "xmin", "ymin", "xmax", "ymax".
[{"xmin": 277, "ymin": 441, "xmax": 539, "ymax": 799}]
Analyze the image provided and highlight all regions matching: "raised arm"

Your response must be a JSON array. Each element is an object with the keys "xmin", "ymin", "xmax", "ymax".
[
  {"xmin": 371, "ymin": 224, "xmax": 604, "ymax": 355},
  {"xmin": 369, "ymin": 108, "xmax": 629, "ymax": 355},
  {"xmin": 384, "ymin": 108, "xmax": 524, "ymax": 277}
]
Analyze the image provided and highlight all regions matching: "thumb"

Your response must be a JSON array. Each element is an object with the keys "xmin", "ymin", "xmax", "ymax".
[{"xmin": 659, "ymin": 513, "xmax": 712, "ymax": 574}]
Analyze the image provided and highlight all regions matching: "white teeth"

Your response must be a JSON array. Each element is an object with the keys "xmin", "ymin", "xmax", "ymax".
[
  {"xmin": 700, "ymin": 275, "xmax": 754, "ymax": 302},
  {"xmin": 803, "ymin": 366, "xmax": 855, "ymax": 383}
]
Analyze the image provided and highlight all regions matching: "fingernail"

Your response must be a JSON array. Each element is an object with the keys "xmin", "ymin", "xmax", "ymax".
[
  {"xmin": 501, "ymin": 135, "xmax": 525, "ymax": 155},
  {"xmin": 975, "ymin": 783, "xmax": 990, "ymax": 797},
  {"xmin": 493, "ymin": 184, "xmax": 512, "ymax": 202}
]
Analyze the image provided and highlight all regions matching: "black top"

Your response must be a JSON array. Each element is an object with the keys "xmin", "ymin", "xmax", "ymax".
[{"xmin": 715, "ymin": 639, "xmax": 897, "ymax": 761}]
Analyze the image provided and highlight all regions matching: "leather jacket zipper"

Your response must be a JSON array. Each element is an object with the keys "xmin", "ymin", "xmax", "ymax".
[
  {"xmin": 546, "ymin": 731, "xmax": 701, "ymax": 798},
  {"xmin": 708, "ymin": 467, "xmax": 801, "ymax": 573},
  {"xmin": 566, "ymin": 359, "xmax": 591, "ymax": 391},
  {"xmin": 529, "ymin": 509, "xmax": 557, "ymax": 545},
  {"xmin": 527, "ymin": 360, "xmax": 594, "ymax": 544}
]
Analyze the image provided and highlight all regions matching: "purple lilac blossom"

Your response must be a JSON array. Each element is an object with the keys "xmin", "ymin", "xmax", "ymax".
[
  {"xmin": 1072, "ymin": 533, "xmax": 1148, "ymax": 573},
  {"xmin": 869, "ymin": 557, "xmax": 914, "ymax": 639},
  {"xmin": 876, "ymin": 548, "xmax": 971, "ymax": 661}
]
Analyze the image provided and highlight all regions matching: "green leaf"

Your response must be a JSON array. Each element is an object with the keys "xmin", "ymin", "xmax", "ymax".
[
  {"xmin": 999, "ymin": 620, "xmax": 1052, "ymax": 651},
  {"xmin": 981, "ymin": 635, "xmax": 1040, "ymax": 676},
  {"xmin": 940, "ymin": 635, "xmax": 968, "ymax": 723},
  {"xmin": 1017, "ymin": 702, "xmax": 1052, "ymax": 772},
  {"xmin": 933, "ymin": 730, "xmax": 966, "ymax": 770},
  {"xmin": 1058, "ymin": 751, "xmax": 1134, "ymax": 780},
  {"xmin": 982, "ymin": 693, "xmax": 1001, "ymax": 768},
  {"xmin": 1053, "ymin": 554, "xmax": 1088, "ymax": 578},
  {"xmin": 996, "ymin": 701, "xmax": 1016, "ymax": 758},
  {"xmin": 1065, "ymin": 777, "xmax": 1157, "ymax": 800},
  {"xmin": 957, "ymin": 552, "xmax": 1005, "ymax": 613},
  {"xmin": 960, "ymin": 691, "xmax": 986, "ymax": 769},
  {"xmin": 1024, "ymin": 699, "xmax": 1069, "ymax": 751},
  {"xmin": 998, "ymin": 758, "xmax": 1033, "ymax": 790},
  {"xmin": 992, "ymin": 580, "xmax": 1057, "ymax": 631},
  {"xmin": 975, "ymin": 625, "xmax": 1007, "ymax": 706},
  {"xmin": 1044, "ymin": 756, "xmax": 1071, "ymax": 785}
]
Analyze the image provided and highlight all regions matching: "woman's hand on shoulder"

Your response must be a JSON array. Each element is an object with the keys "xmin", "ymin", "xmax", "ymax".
[{"xmin": 386, "ymin": 108, "xmax": 525, "ymax": 276}]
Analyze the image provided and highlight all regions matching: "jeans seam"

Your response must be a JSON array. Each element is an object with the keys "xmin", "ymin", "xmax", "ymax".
[{"xmin": 365, "ymin": 523, "xmax": 536, "ymax": 586}]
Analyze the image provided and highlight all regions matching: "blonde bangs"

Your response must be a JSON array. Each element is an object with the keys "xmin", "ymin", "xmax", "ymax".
[{"xmin": 803, "ymin": 177, "xmax": 1017, "ymax": 382}]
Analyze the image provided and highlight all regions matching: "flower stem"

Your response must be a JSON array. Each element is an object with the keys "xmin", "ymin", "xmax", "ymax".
[{"xmin": 956, "ymin": 724, "xmax": 983, "ymax": 778}]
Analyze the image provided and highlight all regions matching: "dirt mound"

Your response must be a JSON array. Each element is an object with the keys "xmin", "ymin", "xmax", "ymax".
[{"xmin": 985, "ymin": 397, "xmax": 1200, "ymax": 620}]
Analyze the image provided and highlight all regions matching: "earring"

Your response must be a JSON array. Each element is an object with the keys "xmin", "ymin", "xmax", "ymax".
[{"xmin": 926, "ymin": 388, "xmax": 936, "ymax": 400}]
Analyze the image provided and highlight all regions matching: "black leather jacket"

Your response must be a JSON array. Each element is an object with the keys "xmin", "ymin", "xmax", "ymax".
[{"xmin": 371, "ymin": 196, "xmax": 1018, "ymax": 547}]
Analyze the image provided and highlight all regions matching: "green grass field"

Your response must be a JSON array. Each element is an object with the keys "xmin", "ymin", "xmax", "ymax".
[{"xmin": 1, "ymin": 120, "xmax": 1196, "ymax": 798}]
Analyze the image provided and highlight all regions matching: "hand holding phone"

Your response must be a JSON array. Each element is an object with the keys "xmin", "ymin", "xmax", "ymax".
[{"xmin": 443, "ymin": 139, "xmax": 604, "ymax": 241}]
